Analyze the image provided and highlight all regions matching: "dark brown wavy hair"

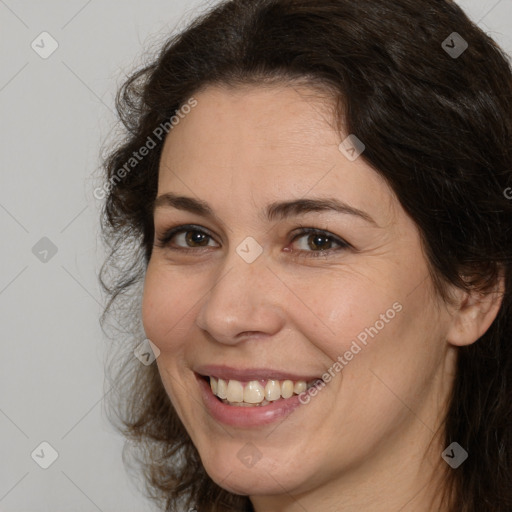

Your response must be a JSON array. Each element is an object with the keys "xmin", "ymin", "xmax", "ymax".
[{"xmin": 99, "ymin": 0, "xmax": 512, "ymax": 510}]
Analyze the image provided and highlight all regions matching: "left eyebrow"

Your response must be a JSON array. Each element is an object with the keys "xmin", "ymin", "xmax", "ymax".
[
  {"xmin": 266, "ymin": 198, "xmax": 378, "ymax": 226},
  {"xmin": 153, "ymin": 193, "xmax": 378, "ymax": 227}
]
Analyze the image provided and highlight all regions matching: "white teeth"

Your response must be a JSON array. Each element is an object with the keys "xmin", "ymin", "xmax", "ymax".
[
  {"xmin": 294, "ymin": 381, "xmax": 307, "ymax": 394},
  {"xmin": 208, "ymin": 376, "xmax": 311, "ymax": 405},
  {"xmin": 281, "ymin": 380, "xmax": 294, "ymax": 399},
  {"xmin": 264, "ymin": 379, "xmax": 281, "ymax": 401},
  {"xmin": 210, "ymin": 377, "xmax": 217, "ymax": 395},
  {"xmin": 217, "ymin": 378, "xmax": 228, "ymax": 399},
  {"xmin": 226, "ymin": 380, "xmax": 244, "ymax": 402},
  {"xmin": 244, "ymin": 381, "xmax": 265, "ymax": 404}
]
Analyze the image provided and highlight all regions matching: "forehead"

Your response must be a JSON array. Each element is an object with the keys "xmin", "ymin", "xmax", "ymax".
[
  {"xmin": 157, "ymin": 84, "xmax": 397, "ymax": 224},
  {"xmin": 162, "ymin": 84, "xmax": 336, "ymax": 163}
]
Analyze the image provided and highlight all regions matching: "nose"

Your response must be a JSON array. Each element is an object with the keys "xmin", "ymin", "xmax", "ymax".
[{"xmin": 195, "ymin": 250, "xmax": 286, "ymax": 345}]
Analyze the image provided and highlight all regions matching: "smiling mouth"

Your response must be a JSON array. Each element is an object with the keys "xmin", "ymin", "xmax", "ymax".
[{"xmin": 202, "ymin": 375, "xmax": 322, "ymax": 407}]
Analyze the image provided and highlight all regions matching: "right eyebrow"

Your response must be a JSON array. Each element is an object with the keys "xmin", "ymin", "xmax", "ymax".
[{"xmin": 153, "ymin": 193, "xmax": 215, "ymax": 218}]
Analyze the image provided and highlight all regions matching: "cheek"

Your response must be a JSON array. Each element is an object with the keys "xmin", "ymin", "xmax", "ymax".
[
  {"xmin": 282, "ymin": 269, "xmax": 404, "ymax": 361},
  {"xmin": 286, "ymin": 263, "xmax": 442, "ymax": 412},
  {"xmin": 141, "ymin": 263, "xmax": 199, "ymax": 352},
  {"xmin": 141, "ymin": 265, "xmax": 198, "ymax": 418}
]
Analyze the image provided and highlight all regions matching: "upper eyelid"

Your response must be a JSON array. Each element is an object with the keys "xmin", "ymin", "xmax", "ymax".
[
  {"xmin": 291, "ymin": 228, "xmax": 348, "ymax": 245},
  {"xmin": 156, "ymin": 224, "xmax": 219, "ymax": 245},
  {"xmin": 157, "ymin": 224, "xmax": 349, "ymax": 249},
  {"xmin": 157, "ymin": 224, "xmax": 340, "ymax": 238}
]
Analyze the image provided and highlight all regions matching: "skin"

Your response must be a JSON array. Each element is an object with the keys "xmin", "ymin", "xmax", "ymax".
[{"xmin": 141, "ymin": 83, "xmax": 503, "ymax": 512}]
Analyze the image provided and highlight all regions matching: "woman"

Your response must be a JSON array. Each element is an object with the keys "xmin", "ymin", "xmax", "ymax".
[{"xmin": 99, "ymin": 0, "xmax": 512, "ymax": 510}]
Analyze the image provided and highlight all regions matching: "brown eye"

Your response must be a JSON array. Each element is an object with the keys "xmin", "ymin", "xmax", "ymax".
[
  {"xmin": 156, "ymin": 225, "xmax": 218, "ymax": 249},
  {"xmin": 307, "ymin": 233, "xmax": 333, "ymax": 251},
  {"xmin": 289, "ymin": 228, "xmax": 351, "ymax": 258},
  {"xmin": 185, "ymin": 230, "xmax": 210, "ymax": 247}
]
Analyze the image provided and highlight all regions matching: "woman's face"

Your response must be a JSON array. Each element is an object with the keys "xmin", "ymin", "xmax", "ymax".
[{"xmin": 142, "ymin": 84, "xmax": 457, "ymax": 506}]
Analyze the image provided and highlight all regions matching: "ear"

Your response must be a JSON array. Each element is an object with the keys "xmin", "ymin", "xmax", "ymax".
[{"xmin": 446, "ymin": 275, "xmax": 505, "ymax": 347}]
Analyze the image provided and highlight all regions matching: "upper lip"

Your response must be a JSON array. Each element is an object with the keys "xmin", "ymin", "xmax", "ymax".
[{"xmin": 195, "ymin": 364, "xmax": 322, "ymax": 382}]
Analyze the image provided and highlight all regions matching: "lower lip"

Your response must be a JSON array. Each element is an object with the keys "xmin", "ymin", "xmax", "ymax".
[{"xmin": 196, "ymin": 375, "xmax": 304, "ymax": 428}]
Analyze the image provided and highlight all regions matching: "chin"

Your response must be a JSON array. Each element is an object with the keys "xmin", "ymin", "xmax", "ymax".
[
  {"xmin": 207, "ymin": 468, "xmax": 283, "ymax": 496},
  {"xmin": 200, "ymin": 449, "xmax": 306, "ymax": 497}
]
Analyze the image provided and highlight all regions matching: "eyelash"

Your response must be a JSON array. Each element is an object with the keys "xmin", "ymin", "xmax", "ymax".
[{"xmin": 155, "ymin": 224, "xmax": 351, "ymax": 258}]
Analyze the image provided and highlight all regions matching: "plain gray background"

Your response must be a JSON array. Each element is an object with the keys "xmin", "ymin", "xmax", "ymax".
[{"xmin": 0, "ymin": 1, "xmax": 511, "ymax": 510}]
